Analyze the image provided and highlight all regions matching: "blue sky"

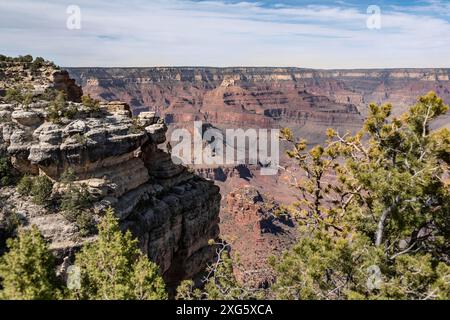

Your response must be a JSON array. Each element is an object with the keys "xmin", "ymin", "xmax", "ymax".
[{"xmin": 0, "ymin": 0, "xmax": 449, "ymax": 68}]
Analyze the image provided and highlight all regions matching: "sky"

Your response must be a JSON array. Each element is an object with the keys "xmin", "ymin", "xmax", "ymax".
[{"xmin": 0, "ymin": 0, "xmax": 450, "ymax": 68}]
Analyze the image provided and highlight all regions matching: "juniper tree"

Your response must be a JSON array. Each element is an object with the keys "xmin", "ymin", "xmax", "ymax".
[
  {"xmin": 81, "ymin": 94, "xmax": 101, "ymax": 113},
  {"xmin": 274, "ymin": 92, "xmax": 450, "ymax": 300},
  {"xmin": 0, "ymin": 156, "xmax": 13, "ymax": 187},
  {"xmin": 0, "ymin": 226, "xmax": 61, "ymax": 300},
  {"xmin": 60, "ymin": 183, "xmax": 96, "ymax": 236},
  {"xmin": 30, "ymin": 175, "xmax": 53, "ymax": 205},
  {"xmin": 73, "ymin": 208, "xmax": 167, "ymax": 300}
]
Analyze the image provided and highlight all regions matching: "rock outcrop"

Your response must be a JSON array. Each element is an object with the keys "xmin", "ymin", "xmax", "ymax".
[
  {"xmin": 1, "ymin": 58, "xmax": 82, "ymax": 102},
  {"xmin": 221, "ymin": 186, "xmax": 296, "ymax": 288},
  {"xmin": 0, "ymin": 60, "xmax": 221, "ymax": 286}
]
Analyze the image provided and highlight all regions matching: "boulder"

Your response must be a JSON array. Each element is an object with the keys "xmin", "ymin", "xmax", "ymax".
[{"xmin": 11, "ymin": 110, "xmax": 44, "ymax": 127}]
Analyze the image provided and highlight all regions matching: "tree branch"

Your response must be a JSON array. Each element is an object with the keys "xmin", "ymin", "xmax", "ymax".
[{"xmin": 375, "ymin": 196, "xmax": 400, "ymax": 247}]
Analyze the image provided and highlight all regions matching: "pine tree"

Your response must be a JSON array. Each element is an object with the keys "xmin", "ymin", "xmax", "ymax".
[
  {"xmin": 73, "ymin": 208, "xmax": 167, "ymax": 300},
  {"xmin": 30, "ymin": 175, "xmax": 53, "ymax": 205},
  {"xmin": 0, "ymin": 226, "xmax": 61, "ymax": 300},
  {"xmin": 131, "ymin": 255, "xmax": 167, "ymax": 300},
  {"xmin": 274, "ymin": 92, "xmax": 450, "ymax": 300},
  {"xmin": 0, "ymin": 156, "xmax": 13, "ymax": 187}
]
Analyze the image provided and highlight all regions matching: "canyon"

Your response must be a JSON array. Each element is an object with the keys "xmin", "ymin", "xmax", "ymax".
[
  {"xmin": 2, "ymin": 61, "xmax": 450, "ymax": 291},
  {"xmin": 66, "ymin": 66, "xmax": 450, "ymax": 288}
]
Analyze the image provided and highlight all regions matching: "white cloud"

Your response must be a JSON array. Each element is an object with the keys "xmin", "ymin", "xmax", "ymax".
[{"xmin": 0, "ymin": 0, "xmax": 449, "ymax": 68}]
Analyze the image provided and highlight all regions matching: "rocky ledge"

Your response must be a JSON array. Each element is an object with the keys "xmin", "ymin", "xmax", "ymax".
[{"xmin": 0, "ymin": 90, "xmax": 221, "ymax": 287}]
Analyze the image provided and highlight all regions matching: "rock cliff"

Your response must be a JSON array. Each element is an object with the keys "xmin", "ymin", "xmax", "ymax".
[
  {"xmin": 1, "ymin": 58, "xmax": 82, "ymax": 102},
  {"xmin": 0, "ymin": 58, "xmax": 221, "ymax": 286},
  {"xmin": 68, "ymin": 67, "xmax": 368, "ymax": 145},
  {"xmin": 221, "ymin": 186, "xmax": 296, "ymax": 288},
  {"xmin": 68, "ymin": 67, "xmax": 450, "ymax": 135}
]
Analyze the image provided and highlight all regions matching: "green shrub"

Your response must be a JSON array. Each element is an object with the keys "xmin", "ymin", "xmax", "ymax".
[
  {"xmin": 41, "ymin": 88, "xmax": 59, "ymax": 101},
  {"xmin": 22, "ymin": 92, "xmax": 34, "ymax": 109},
  {"xmin": 0, "ymin": 226, "xmax": 62, "ymax": 299},
  {"xmin": 17, "ymin": 175, "xmax": 33, "ymax": 196},
  {"xmin": 31, "ymin": 176, "xmax": 53, "ymax": 205},
  {"xmin": 129, "ymin": 117, "xmax": 144, "ymax": 135},
  {"xmin": 72, "ymin": 133, "xmax": 87, "ymax": 146},
  {"xmin": 64, "ymin": 104, "xmax": 79, "ymax": 119},
  {"xmin": 0, "ymin": 157, "xmax": 13, "ymax": 187},
  {"xmin": 30, "ymin": 57, "xmax": 45, "ymax": 74},
  {"xmin": 47, "ymin": 91, "xmax": 67, "ymax": 124},
  {"xmin": 46, "ymin": 92, "xmax": 80, "ymax": 122},
  {"xmin": 60, "ymin": 184, "xmax": 92, "ymax": 214},
  {"xmin": 18, "ymin": 175, "xmax": 53, "ymax": 203},
  {"xmin": 60, "ymin": 184, "xmax": 95, "ymax": 236},
  {"xmin": 60, "ymin": 168, "xmax": 76, "ymax": 184},
  {"xmin": 20, "ymin": 55, "xmax": 33, "ymax": 63},
  {"xmin": 4, "ymin": 88, "xmax": 23, "ymax": 104},
  {"xmin": 75, "ymin": 211, "xmax": 97, "ymax": 237},
  {"xmin": 81, "ymin": 95, "xmax": 100, "ymax": 114},
  {"xmin": 0, "ymin": 208, "xmax": 21, "ymax": 238},
  {"xmin": 73, "ymin": 208, "xmax": 167, "ymax": 300}
]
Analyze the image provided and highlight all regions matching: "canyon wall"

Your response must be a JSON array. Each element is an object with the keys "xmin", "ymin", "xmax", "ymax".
[
  {"xmin": 68, "ymin": 67, "xmax": 450, "ymax": 132},
  {"xmin": 67, "ymin": 67, "xmax": 369, "ymax": 145}
]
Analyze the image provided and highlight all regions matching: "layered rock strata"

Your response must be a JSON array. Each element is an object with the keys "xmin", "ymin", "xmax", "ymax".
[
  {"xmin": 68, "ymin": 67, "xmax": 450, "ymax": 135},
  {"xmin": 0, "ymin": 65, "xmax": 221, "ymax": 285},
  {"xmin": 221, "ymin": 186, "xmax": 296, "ymax": 288}
]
